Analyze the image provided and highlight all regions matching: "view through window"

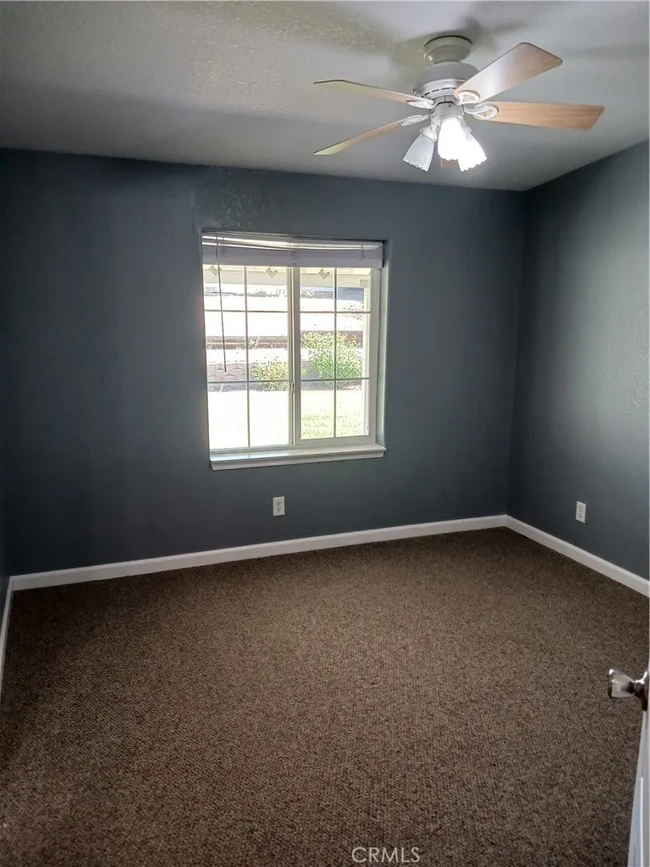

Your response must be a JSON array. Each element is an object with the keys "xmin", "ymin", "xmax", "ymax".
[{"xmin": 202, "ymin": 234, "xmax": 383, "ymax": 462}]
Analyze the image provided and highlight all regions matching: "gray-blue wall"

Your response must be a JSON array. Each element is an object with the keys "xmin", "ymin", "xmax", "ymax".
[
  {"xmin": 0, "ymin": 344, "xmax": 7, "ymax": 614},
  {"xmin": 0, "ymin": 477, "xmax": 6, "ymax": 620},
  {"xmin": 0, "ymin": 216, "xmax": 8, "ymax": 614},
  {"xmin": 0, "ymin": 150, "xmax": 523, "ymax": 575},
  {"xmin": 509, "ymin": 142, "xmax": 649, "ymax": 578}
]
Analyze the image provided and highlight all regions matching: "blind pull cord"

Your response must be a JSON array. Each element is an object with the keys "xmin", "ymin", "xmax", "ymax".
[{"xmin": 217, "ymin": 254, "xmax": 227, "ymax": 372}]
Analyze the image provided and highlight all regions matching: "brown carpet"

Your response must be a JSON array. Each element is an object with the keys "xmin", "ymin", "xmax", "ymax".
[{"xmin": 0, "ymin": 528, "xmax": 647, "ymax": 867}]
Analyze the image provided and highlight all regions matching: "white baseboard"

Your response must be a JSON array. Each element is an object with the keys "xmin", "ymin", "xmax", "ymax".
[
  {"xmin": 10, "ymin": 515, "xmax": 646, "ymax": 597},
  {"xmin": 0, "ymin": 579, "xmax": 14, "ymax": 702},
  {"xmin": 11, "ymin": 514, "xmax": 507, "ymax": 591},
  {"xmin": 506, "ymin": 517, "xmax": 649, "ymax": 597}
]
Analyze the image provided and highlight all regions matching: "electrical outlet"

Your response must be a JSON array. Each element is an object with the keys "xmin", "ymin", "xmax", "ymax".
[
  {"xmin": 576, "ymin": 501, "xmax": 586, "ymax": 523},
  {"xmin": 273, "ymin": 496, "xmax": 285, "ymax": 517}
]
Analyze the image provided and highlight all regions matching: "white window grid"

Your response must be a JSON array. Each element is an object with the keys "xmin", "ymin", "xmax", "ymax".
[{"xmin": 205, "ymin": 264, "xmax": 381, "ymax": 455}]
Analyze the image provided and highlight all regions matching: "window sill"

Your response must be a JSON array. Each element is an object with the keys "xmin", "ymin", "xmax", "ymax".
[{"xmin": 210, "ymin": 444, "xmax": 386, "ymax": 471}]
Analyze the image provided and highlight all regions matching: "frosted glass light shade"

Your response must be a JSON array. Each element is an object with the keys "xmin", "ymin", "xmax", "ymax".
[
  {"xmin": 437, "ymin": 116, "xmax": 467, "ymax": 161},
  {"xmin": 403, "ymin": 127, "xmax": 436, "ymax": 172},
  {"xmin": 458, "ymin": 127, "xmax": 486, "ymax": 172}
]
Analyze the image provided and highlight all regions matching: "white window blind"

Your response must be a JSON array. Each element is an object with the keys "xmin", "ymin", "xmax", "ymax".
[{"xmin": 202, "ymin": 233, "xmax": 384, "ymax": 269}]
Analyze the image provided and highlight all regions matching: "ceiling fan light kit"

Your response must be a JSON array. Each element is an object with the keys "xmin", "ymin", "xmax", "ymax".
[
  {"xmin": 314, "ymin": 36, "xmax": 604, "ymax": 175},
  {"xmin": 429, "ymin": 103, "xmax": 487, "ymax": 172}
]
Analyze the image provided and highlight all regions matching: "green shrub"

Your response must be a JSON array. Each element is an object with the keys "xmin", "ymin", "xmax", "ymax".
[
  {"xmin": 250, "ymin": 357, "xmax": 288, "ymax": 391},
  {"xmin": 302, "ymin": 331, "xmax": 362, "ymax": 381}
]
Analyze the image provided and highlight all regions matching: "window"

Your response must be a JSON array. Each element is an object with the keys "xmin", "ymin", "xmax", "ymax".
[{"xmin": 202, "ymin": 232, "xmax": 385, "ymax": 469}]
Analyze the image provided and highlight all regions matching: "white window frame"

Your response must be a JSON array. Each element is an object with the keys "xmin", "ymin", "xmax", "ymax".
[{"xmin": 203, "ymin": 235, "xmax": 385, "ymax": 470}]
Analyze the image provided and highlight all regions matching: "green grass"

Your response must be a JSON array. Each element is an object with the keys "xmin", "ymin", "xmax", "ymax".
[{"xmin": 207, "ymin": 388, "xmax": 364, "ymax": 450}]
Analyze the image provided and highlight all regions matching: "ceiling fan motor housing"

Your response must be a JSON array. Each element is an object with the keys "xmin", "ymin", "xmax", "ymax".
[
  {"xmin": 413, "ymin": 35, "xmax": 478, "ymax": 103},
  {"xmin": 412, "ymin": 61, "xmax": 479, "ymax": 102}
]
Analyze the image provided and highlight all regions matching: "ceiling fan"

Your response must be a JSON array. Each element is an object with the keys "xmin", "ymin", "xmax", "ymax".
[{"xmin": 313, "ymin": 36, "xmax": 604, "ymax": 173}]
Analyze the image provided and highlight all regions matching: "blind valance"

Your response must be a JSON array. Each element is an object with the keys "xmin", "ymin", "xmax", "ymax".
[{"xmin": 202, "ymin": 233, "xmax": 383, "ymax": 269}]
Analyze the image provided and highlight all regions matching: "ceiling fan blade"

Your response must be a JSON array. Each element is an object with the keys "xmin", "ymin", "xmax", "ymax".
[
  {"xmin": 478, "ymin": 102, "xmax": 604, "ymax": 130},
  {"xmin": 455, "ymin": 42, "xmax": 562, "ymax": 103},
  {"xmin": 314, "ymin": 115, "xmax": 427, "ymax": 156},
  {"xmin": 314, "ymin": 79, "xmax": 434, "ymax": 109}
]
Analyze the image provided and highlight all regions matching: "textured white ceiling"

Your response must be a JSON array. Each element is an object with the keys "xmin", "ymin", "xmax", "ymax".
[{"xmin": 1, "ymin": 1, "xmax": 648, "ymax": 190}]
